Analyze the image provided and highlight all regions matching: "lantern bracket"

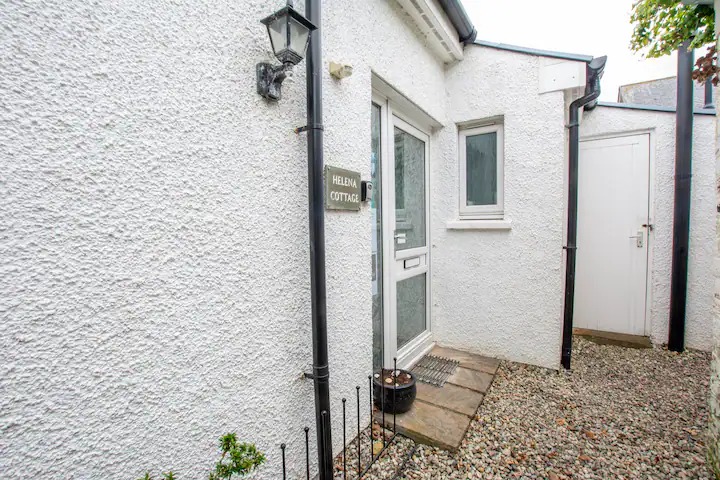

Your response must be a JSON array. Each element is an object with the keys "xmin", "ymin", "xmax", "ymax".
[{"xmin": 257, "ymin": 62, "xmax": 291, "ymax": 101}]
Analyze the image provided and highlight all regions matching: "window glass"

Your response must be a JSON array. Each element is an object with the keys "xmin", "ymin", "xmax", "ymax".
[
  {"xmin": 466, "ymin": 132, "xmax": 498, "ymax": 206},
  {"xmin": 394, "ymin": 127, "xmax": 426, "ymax": 250},
  {"xmin": 396, "ymin": 274, "xmax": 426, "ymax": 350}
]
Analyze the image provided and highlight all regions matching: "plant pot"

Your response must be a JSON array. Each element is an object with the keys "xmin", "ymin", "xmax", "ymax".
[{"xmin": 372, "ymin": 369, "xmax": 417, "ymax": 414}]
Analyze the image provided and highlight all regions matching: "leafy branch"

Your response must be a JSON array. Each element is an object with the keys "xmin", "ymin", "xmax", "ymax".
[
  {"xmin": 138, "ymin": 433, "xmax": 265, "ymax": 480},
  {"xmin": 630, "ymin": 0, "xmax": 717, "ymax": 84},
  {"xmin": 208, "ymin": 433, "xmax": 266, "ymax": 480}
]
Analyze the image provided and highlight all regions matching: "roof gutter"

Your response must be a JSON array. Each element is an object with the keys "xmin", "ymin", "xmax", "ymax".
[
  {"xmin": 437, "ymin": 0, "xmax": 477, "ymax": 44},
  {"xmin": 560, "ymin": 56, "xmax": 607, "ymax": 370}
]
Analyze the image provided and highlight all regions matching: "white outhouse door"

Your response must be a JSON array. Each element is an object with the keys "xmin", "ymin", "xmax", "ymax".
[{"xmin": 574, "ymin": 133, "xmax": 651, "ymax": 336}]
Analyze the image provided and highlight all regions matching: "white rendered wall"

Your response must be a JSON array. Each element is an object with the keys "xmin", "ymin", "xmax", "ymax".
[
  {"xmin": 710, "ymin": 2, "xmax": 720, "ymax": 472},
  {"xmin": 432, "ymin": 46, "xmax": 572, "ymax": 369},
  {"xmin": 0, "ymin": 1, "xmax": 447, "ymax": 478},
  {"xmin": 581, "ymin": 106, "xmax": 716, "ymax": 351}
]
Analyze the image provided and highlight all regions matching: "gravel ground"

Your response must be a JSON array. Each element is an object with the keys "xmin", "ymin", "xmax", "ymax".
[
  {"xmin": 334, "ymin": 426, "xmax": 415, "ymax": 479},
  {"xmin": 375, "ymin": 337, "xmax": 711, "ymax": 479}
]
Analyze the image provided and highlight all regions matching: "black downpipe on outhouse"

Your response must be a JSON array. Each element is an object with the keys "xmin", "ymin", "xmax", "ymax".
[
  {"xmin": 305, "ymin": 0, "xmax": 333, "ymax": 478},
  {"xmin": 668, "ymin": 40, "xmax": 695, "ymax": 352},
  {"xmin": 560, "ymin": 56, "xmax": 607, "ymax": 370}
]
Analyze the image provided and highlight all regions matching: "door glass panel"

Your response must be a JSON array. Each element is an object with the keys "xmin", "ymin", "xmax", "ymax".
[
  {"xmin": 466, "ymin": 132, "xmax": 498, "ymax": 206},
  {"xmin": 394, "ymin": 127, "xmax": 426, "ymax": 251},
  {"xmin": 396, "ymin": 273, "xmax": 426, "ymax": 350},
  {"xmin": 371, "ymin": 103, "xmax": 383, "ymax": 370}
]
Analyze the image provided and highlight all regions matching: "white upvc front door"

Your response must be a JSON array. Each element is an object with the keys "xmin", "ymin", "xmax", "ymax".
[{"xmin": 372, "ymin": 94, "xmax": 432, "ymax": 370}]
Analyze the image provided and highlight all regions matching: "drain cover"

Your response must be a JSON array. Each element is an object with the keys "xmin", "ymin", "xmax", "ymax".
[{"xmin": 411, "ymin": 354, "xmax": 459, "ymax": 387}]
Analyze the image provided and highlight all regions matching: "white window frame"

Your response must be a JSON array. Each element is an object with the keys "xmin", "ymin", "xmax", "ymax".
[{"xmin": 459, "ymin": 123, "xmax": 504, "ymax": 219}]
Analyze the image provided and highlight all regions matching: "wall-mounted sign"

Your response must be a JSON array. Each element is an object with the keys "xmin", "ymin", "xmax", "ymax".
[{"xmin": 325, "ymin": 165, "xmax": 361, "ymax": 211}]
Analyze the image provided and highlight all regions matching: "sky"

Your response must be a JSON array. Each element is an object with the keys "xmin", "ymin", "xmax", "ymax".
[{"xmin": 463, "ymin": 0, "xmax": 679, "ymax": 102}]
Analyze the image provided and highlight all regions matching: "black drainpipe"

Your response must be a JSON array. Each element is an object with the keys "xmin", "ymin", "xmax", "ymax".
[
  {"xmin": 668, "ymin": 40, "xmax": 694, "ymax": 352},
  {"xmin": 560, "ymin": 56, "xmax": 607, "ymax": 370},
  {"xmin": 305, "ymin": 0, "xmax": 333, "ymax": 477}
]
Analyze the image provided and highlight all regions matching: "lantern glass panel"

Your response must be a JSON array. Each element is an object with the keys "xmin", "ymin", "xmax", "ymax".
[
  {"xmin": 288, "ymin": 16, "xmax": 310, "ymax": 58},
  {"xmin": 267, "ymin": 15, "xmax": 287, "ymax": 56}
]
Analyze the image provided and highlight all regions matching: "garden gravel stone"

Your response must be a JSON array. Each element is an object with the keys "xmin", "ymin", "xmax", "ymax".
[{"xmin": 370, "ymin": 337, "xmax": 712, "ymax": 479}]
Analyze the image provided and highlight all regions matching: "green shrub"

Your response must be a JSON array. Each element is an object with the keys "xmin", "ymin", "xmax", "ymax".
[{"xmin": 138, "ymin": 433, "xmax": 265, "ymax": 480}]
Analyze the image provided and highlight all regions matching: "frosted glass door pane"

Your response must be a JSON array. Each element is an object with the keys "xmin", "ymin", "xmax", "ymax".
[
  {"xmin": 394, "ymin": 127, "xmax": 426, "ymax": 250},
  {"xmin": 396, "ymin": 274, "xmax": 427, "ymax": 350},
  {"xmin": 466, "ymin": 132, "xmax": 498, "ymax": 206}
]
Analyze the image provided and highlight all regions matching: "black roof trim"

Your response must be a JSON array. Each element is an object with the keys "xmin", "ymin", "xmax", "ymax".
[
  {"xmin": 597, "ymin": 101, "xmax": 716, "ymax": 116},
  {"xmin": 473, "ymin": 40, "xmax": 594, "ymax": 63},
  {"xmin": 437, "ymin": 0, "xmax": 477, "ymax": 45}
]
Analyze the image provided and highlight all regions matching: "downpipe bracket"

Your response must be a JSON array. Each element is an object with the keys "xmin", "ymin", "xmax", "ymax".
[
  {"xmin": 302, "ymin": 364, "xmax": 330, "ymax": 381},
  {"xmin": 294, "ymin": 124, "xmax": 325, "ymax": 134}
]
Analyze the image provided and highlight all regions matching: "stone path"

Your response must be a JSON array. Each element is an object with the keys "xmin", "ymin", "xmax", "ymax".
[{"xmin": 377, "ymin": 346, "xmax": 500, "ymax": 451}]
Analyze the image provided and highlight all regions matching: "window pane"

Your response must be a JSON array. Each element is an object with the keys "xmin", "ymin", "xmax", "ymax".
[
  {"xmin": 394, "ymin": 127, "xmax": 426, "ymax": 250},
  {"xmin": 396, "ymin": 273, "xmax": 426, "ymax": 350},
  {"xmin": 466, "ymin": 132, "xmax": 498, "ymax": 206}
]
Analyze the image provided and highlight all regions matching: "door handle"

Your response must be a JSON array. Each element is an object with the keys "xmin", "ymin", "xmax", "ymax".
[
  {"xmin": 629, "ymin": 231, "xmax": 644, "ymax": 248},
  {"xmin": 394, "ymin": 232, "xmax": 406, "ymax": 244}
]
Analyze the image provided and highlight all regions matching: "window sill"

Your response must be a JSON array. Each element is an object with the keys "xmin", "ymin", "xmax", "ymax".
[{"xmin": 446, "ymin": 219, "xmax": 512, "ymax": 230}]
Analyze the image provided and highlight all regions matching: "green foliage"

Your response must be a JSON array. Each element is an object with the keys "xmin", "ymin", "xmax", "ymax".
[
  {"xmin": 137, "ymin": 433, "xmax": 265, "ymax": 480},
  {"xmin": 709, "ymin": 434, "xmax": 720, "ymax": 480},
  {"xmin": 630, "ymin": 0, "xmax": 715, "ymax": 57},
  {"xmin": 208, "ymin": 433, "xmax": 266, "ymax": 480}
]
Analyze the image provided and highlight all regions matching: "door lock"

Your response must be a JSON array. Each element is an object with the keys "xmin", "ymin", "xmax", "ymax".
[
  {"xmin": 629, "ymin": 231, "xmax": 644, "ymax": 248},
  {"xmin": 394, "ymin": 232, "xmax": 406, "ymax": 245}
]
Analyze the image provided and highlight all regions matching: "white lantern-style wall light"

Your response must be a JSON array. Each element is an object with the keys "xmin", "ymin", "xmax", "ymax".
[{"xmin": 257, "ymin": 0, "xmax": 317, "ymax": 101}]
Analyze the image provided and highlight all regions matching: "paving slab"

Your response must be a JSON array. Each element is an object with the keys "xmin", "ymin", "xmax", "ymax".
[
  {"xmin": 415, "ymin": 381, "xmax": 484, "ymax": 417},
  {"xmin": 431, "ymin": 345, "xmax": 500, "ymax": 374},
  {"xmin": 446, "ymin": 366, "xmax": 494, "ymax": 393},
  {"xmin": 376, "ymin": 400, "xmax": 471, "ymax": 452},
  {"xmin": 374, "ymin": 347, "xmax": 500, "ymax": 451}
]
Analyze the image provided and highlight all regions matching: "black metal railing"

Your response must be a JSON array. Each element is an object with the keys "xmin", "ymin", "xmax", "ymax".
[{"xmin": 280, "ymin": 359, "xmax": 405, "ymax": 479}]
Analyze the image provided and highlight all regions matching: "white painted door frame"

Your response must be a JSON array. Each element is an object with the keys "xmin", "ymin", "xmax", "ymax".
[{"xmin": 372, "ymin": 91, "xmax": 433, "ymax": 369}]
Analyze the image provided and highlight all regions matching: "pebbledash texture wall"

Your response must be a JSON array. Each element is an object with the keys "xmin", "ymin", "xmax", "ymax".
[
  {"xmin": 0, "ymin": 0, "xmax": 448, "ymax": 478},
  {"xmin": 710, "ymin": 0, "xmax": 720, "ymax": 474},
  {"xmin": 581, "ymin": 106, "xmax": 716, "ymax": 351},
  {"xmin": 713, "ymin": 108, "xmax": 720, "ymax": 473},
  {"xmin": 432, "ymin": 46, "xmax": 573, "ymax": 369}
]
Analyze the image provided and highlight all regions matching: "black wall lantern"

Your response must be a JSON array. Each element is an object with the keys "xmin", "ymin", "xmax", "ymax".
[{"xmin": 257, "ymin": 0, "xmax": 317, "ymax": 101}]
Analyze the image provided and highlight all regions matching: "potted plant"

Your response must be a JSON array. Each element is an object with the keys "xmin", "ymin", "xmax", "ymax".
[{"xmin": 373, "ymin": 368, "xmax": 416, "ymax": 414}]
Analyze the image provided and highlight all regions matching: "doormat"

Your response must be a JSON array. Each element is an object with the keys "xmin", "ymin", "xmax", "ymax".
[{"xmin": 411, "ymin": 354, "xmax": 459, "ymax": 387}]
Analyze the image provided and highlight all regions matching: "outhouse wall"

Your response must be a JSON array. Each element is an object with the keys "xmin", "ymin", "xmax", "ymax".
[
  {"xmin": 581, "ymin": 106, "xmax": 716, "ymax": 351},
  {"xmin": 0, "ymin": 1, "xmax": 448, "ymax": 479}
]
